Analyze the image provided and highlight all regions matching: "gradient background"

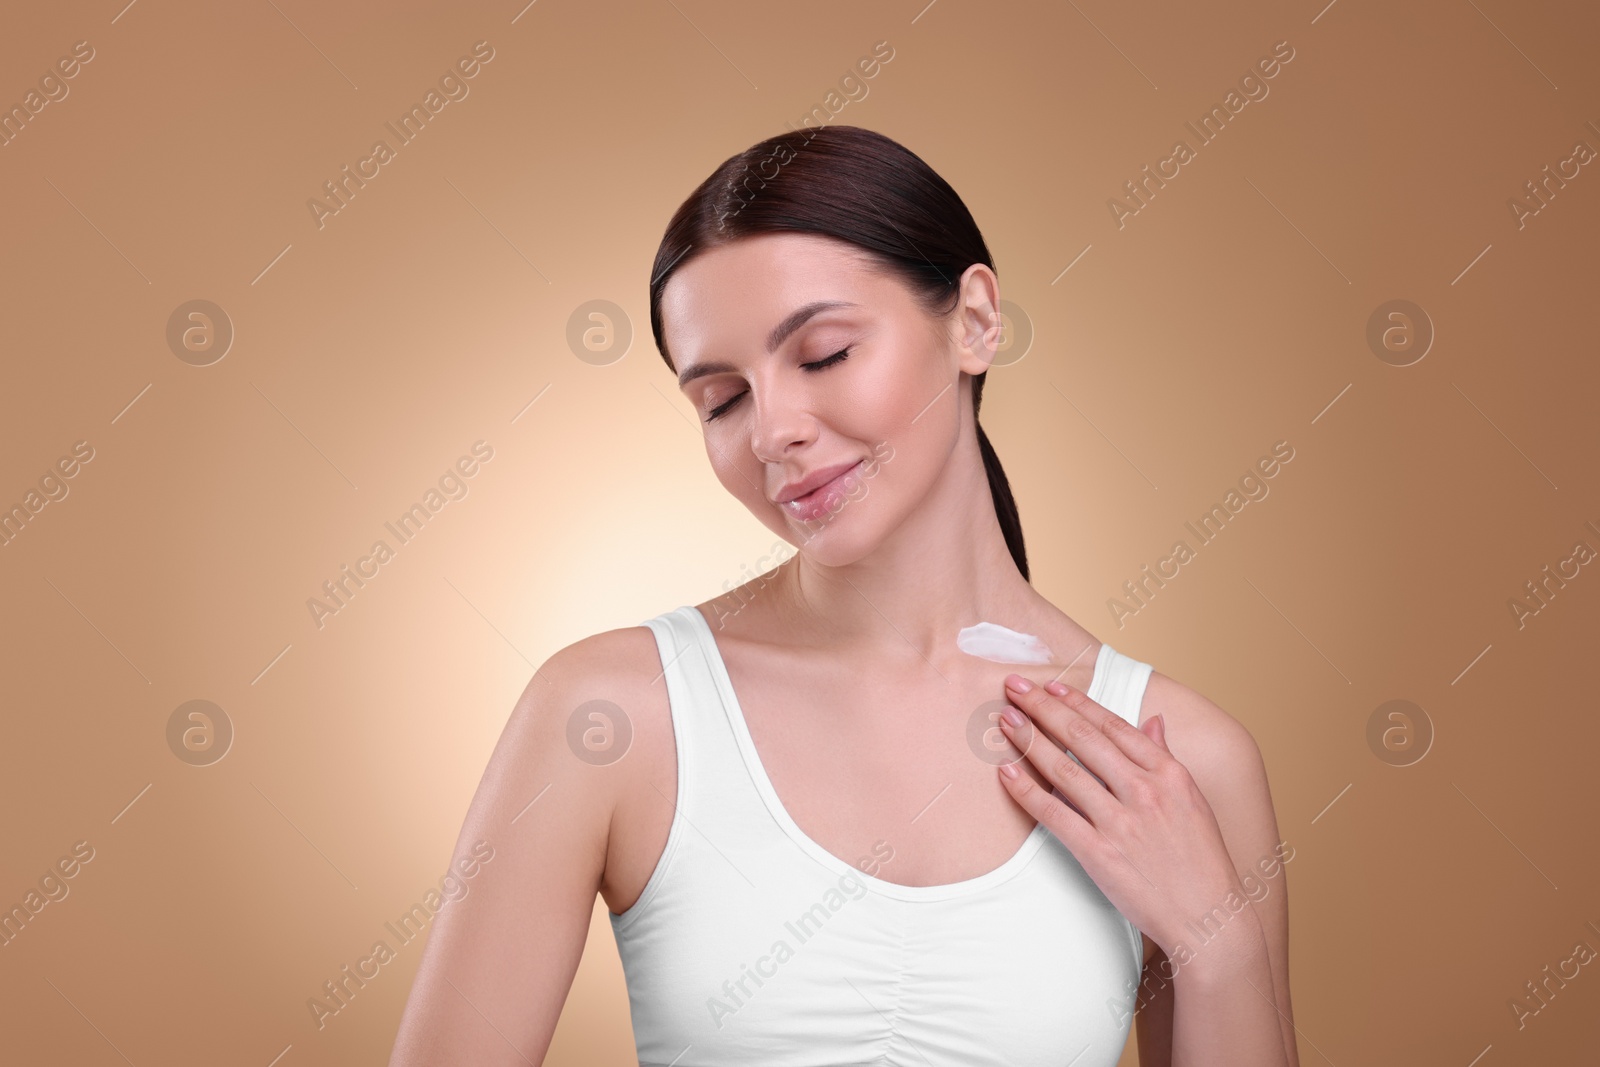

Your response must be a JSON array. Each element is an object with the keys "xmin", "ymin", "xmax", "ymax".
[{"xmin": 2, "ymin": 0, "xmax": 1597, "ymax": 1064}]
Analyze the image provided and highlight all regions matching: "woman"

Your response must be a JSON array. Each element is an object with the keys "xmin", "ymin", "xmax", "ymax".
[{"xmin": 390, "ymin": 125, "xmax": 1297, "ymax": 1066}]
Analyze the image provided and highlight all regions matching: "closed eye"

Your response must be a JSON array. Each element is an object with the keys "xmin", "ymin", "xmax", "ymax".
[{"xmin": 703, "ymin": 347, "xmax": 853, "ymax": 423}]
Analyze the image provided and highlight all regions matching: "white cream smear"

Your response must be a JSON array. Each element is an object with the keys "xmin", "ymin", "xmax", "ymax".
[{"xmin": 955, "ymin": 621, "xmax": 1055, "ymax": 665}]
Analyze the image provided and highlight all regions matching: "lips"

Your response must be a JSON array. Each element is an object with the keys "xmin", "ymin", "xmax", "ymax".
[
  {"xmin": 776, "ymin": 459, "xmax": 866, "ymax": 522},
  {"xmin": 775, "ymin": 459, "xmax": 863, "ymax": 504}
]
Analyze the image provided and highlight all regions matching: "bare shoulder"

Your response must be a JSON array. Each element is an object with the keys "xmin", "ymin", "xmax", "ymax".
[
  {"xmin": 1138, "ymin": 670, "xmax": 1264, "ymax": 779},
  {"xmin": 479, "ymin": 621, "xmax": 673, "ymax": 836},
  {"xmin": 535, "ymin": 621, "xmax": 669, "ymax": 694},
  {"xmin": 1137, "ymin": 669, "xmax": 1281, "ymax": 855},
  {"xmin": 522, "ymin": 622, "xmax": 673, "ymax": 773}
]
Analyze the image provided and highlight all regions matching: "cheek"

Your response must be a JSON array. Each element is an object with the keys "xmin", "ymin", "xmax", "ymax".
[
  {"xmin": 856, "ymin": 344, "xmax": 960, "ymax": 453},
  {"xmin": 705, "ymin": 441, "xmax": 738, "ymax": 486},
  {"xmin": 838, "ymin": 341, "xmax": 947, "ymax": 438},
  {"xmin": 708, "ymin": 440, "xmax": 767, "ymax": 510}
]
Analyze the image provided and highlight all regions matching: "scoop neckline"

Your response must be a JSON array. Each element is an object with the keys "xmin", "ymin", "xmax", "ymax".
[{"xmin": 683, "ymin": 604, "xmax": 1112, "ymax": 903}]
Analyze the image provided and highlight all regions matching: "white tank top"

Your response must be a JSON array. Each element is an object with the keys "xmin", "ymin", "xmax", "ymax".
[{"xmin": 609, "ymin": 604, "xmax": 1154, "ymax": 1066}]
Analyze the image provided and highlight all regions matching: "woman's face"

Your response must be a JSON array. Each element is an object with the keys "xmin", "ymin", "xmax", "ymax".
[{"xmin": 660, "ymin": 232, "xmax": 998, "ymax": 566}]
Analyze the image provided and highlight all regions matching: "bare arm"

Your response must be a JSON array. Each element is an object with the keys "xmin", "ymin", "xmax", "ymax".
[
  {"xmin": 1133, "ymin": 937, "xmax": 1176, "ymax": 1066},
  {"xmin": 388, "ymin": 636, "xmax": 628, "ymax": 1066},
  {"xmin": 1134, "ymin": 672, "xmax": 1299, "ymax": 1067}
]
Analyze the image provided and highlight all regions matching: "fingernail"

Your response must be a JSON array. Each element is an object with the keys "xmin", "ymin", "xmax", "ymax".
[
  {"xmin": 1045, "ymin": 681, "xmax": 1069, "ymax": 697},
  {"xmin": 1005, "ymin": 674, "xmax": 1033, "ymax": 693},
  {"xmin": 1002, "ymin": 706, "xmax": 1025, "ymax": 727}
]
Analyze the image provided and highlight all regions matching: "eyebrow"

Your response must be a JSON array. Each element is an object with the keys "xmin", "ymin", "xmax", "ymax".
[{"xmin": 676, "ymin": 300, "xmax": 861, "ymax": 388}]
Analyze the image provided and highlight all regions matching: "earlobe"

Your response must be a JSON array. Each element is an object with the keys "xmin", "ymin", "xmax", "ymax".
[{"xmin": 958, "ymin": 344, "xmax": 995, "ymax": 377}]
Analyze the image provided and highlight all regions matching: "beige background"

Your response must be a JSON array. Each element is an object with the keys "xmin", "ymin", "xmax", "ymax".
[{"xmin": 2, "ymin": 0, "xmax": 1597, "ymax": 1064}]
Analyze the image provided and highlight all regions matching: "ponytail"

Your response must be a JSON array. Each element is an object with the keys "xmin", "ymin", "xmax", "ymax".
[{"xmin": 971, "ymin": 369, "xmax": 1028, "ymax": 581}]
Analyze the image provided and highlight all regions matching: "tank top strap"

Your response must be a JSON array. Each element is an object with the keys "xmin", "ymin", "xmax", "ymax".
[
  {"xmin": 1086, "ymin": 643, "xmax": 1155, "ymax": 728},
  {"xmin": 636, "ymin": 604, "xmax": 758, "ymax": 828}
]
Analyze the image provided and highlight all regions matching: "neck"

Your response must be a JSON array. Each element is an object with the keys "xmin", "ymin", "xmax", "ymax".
[{"xmin": 766, "ymin": 425, "xmax": 1045, "ymax": 667}]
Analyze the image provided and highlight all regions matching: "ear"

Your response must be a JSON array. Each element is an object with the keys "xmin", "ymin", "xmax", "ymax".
[{"xmin": 951, "ymin": 263, "xmax": 1003, "ymax": 378}]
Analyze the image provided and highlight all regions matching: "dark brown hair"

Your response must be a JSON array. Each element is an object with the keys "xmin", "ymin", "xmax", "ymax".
[{"xmin": 647, "ymin": 124, "xmax": 1028, "ymax": 581}]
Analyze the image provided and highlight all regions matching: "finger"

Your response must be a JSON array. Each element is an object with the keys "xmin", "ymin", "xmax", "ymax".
[
  {"xmin": 1036, "ymin": 676, "xmax": 1168, "ymax": 774},
  {"xmin": 1144, "ymin": 712, "xmax": 1169, "ymax": 751},
  {"xmin": 1003, "ymin": 675, "xmax": 1145, "ymax": 798},
  {"xmin": 997, "ymin": 709, "xmax": 1118, "ymax": 828},
  {"xmin": 997, "ymin": 754, "xmax": 1100, "ymax": 858}
]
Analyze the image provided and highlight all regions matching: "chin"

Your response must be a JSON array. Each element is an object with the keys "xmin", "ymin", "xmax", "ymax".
[{"xmin": 767, "ymin": 505, "xmax": 887, "ymax": 568}]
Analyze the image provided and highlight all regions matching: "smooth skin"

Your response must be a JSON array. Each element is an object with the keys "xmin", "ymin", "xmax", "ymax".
[{"xmin": 389, "ymin": 232, "xmax": 1298, "ymax": 1066}]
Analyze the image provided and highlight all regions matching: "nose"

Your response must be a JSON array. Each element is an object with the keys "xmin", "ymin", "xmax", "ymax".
[{"xmin": 748, "ymin": 377, "xmax": 818, "ymax": 464}]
